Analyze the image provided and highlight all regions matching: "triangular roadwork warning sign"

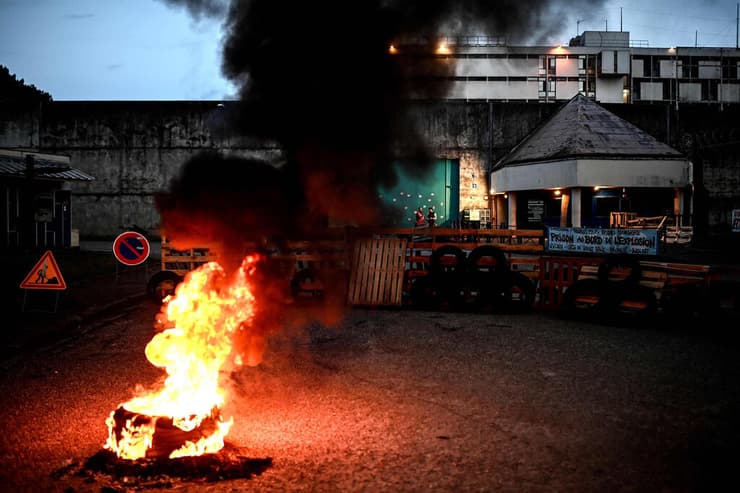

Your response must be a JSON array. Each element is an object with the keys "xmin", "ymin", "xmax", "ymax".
[{"xmin": 20, "ymin": 250, "xmax": 67, "ymax": 290}]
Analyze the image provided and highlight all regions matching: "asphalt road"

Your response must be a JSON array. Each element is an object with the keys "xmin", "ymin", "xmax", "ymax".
[{"xmin": 1, "ymin": 302, "xmax": 738, "ymax": 492}]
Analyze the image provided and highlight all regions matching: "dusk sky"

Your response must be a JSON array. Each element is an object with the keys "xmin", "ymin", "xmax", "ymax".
[{"xmin": 0, "ymin": 0, "xmax": 738, "ymax": 101}]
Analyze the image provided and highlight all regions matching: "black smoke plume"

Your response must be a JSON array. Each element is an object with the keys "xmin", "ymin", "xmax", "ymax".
[
  {"xmin": 153, "ymin": 0, "xmax": 607, "ymax": 363},
  {"xmin": 158, "ymin": 0, "xmax": 605, "ymax": 241}
]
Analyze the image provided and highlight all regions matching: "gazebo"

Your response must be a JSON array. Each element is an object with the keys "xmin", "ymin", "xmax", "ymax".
[{"xmin": 490, "ymin": 95, "xmax": 691, "ymax": 230}]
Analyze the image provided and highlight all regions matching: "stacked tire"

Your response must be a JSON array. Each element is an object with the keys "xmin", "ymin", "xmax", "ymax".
[
  {"xmin": 410, "ymin": 245, "xmax": 535, "ymax": 312},
  {"xmin": 466, "ymin": 245, "xmax": 535, "ymax": 312},
  {"xmin": 562, "ymin": 254, "xmax": 657, "ymax": 323}
]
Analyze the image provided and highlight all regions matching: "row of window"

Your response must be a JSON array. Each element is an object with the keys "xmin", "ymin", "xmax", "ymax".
[
  {"xmin": 435, "ymin": 53, "xmax": 739, "ymax": 80},
  {"xmin": 632, "ymin": 79, "xmax": 740, "ymax": 102}
]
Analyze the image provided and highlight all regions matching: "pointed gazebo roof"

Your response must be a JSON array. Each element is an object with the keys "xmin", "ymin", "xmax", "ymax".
[
  {"xmin": 491, "ymin": 95, "xmax": 690, "ymax": 192},
  {"xmin": 494, "ymin": 94, "xmax": 682, "ymax": 170}
]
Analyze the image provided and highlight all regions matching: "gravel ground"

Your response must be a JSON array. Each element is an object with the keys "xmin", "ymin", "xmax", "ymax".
[{"xmin": 1, "ymin": 302, "xmax": 739, "ymax": 492}]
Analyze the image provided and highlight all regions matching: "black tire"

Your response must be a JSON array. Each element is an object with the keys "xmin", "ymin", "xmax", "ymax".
[
  {"xmin": 428, "ymin": 245, "xmax": 467, "ymax": 309},
  {"xmin": 663, "ymin": 284, "xmax": 699, "ymax": 322},
  {"xmin": 429, "ymin": 245, "xmax": 467, "ymax": 278},
  {"xmin": 465, "ymin": 245, "xmax": 510, "ymax": 310},
  {"xmin": 147, "ymin": 271, "xmax": 182, "ymax": 304},
  {"xmin": 597, "ymin": 254, "xmax": 642, "ymax": 286},
  {"xmin": 466, "ymin": 245, "xmax": 510, "ymax": 276},
  {"xmin": 409, "ymin": 276, "xmax": 438, "ymax": 309},
  {"xmin": 614, "ymin": 284, "xmax": 657, "ymax": 324},
  {"xmin": 501, "ymin": 272, "xmax": 536, "ymax": 312},
  {"xmin": 562, "ymin": 279, "xmax": 604, "ymax": 318},
  {"xmin": 290, "ymin": 268, "xmax": 323, "ymax": 299}
]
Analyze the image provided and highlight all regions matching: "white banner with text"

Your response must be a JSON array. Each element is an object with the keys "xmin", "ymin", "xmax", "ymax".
[{"xmin": 546, "ymin": 227, "xmax": 659, "ymax": 255}]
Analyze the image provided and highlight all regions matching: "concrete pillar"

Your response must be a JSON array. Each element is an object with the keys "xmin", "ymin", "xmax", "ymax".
[
  {"xmin": 674, "ymin": 187, "xmax": 684, "ymax": 226},
  {"xmin": 571, "ymin": 187, "xmax": 582, "ymax": 227},
  {"xmin": 507, "ymin": 192, "xmax": 517, "ymax": 229},
  {"xmin": 559, "ymin": 191, "xmax": 570, "ymax": 227}
]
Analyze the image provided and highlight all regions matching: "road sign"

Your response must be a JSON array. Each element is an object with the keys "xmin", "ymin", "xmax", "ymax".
[
  {"xmin": 20, "ymin": 250, "xmax": 67, "ymax": 290},
  {"xmin": 113, "ymin": 231, "xmax": 151, "ymax": 266}
]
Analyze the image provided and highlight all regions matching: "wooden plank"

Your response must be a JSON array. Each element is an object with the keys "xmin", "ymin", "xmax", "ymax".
[{"xmin": 403, "ymin": 242, "xmax": 543, "ymax": 252}]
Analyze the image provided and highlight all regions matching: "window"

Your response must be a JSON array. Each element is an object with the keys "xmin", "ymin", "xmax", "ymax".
[
  {"xmin": 722, "ymin": 60, "xmax": 738, "ymax": 79},
  {"xmin": 701, "ymin": 79, "xmax": 718, "ymax": 100},
  {"xmin": 680, "ymin": 58, "xmax": 698, "ymax": 79}
]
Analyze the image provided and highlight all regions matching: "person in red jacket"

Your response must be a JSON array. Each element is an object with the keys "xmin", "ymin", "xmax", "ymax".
[{"xmin": 414, "ymin": 207, "xmax": 425, "ymax": 227}]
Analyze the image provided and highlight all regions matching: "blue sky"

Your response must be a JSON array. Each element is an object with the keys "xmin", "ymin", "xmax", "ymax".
[{"xmin": 0, "ymin": 0, "xmax": 738, "ymax": 101}]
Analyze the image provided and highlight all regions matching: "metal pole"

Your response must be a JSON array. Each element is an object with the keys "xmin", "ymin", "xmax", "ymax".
[
  {"xmin": 620, "ymin": 7, "xmax": 623, "ymax": 32},
  {"xmin": 736, "ymin": 3, "xmax": 739, "ymax": 49}
]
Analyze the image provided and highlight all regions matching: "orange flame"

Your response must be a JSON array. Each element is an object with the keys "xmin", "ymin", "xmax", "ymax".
[{"xmin": 105, "ymin": 256, "xmax": 259, "ymax": 460}]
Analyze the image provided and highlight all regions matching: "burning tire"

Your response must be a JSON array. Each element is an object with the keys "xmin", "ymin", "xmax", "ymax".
[
  {"xmin": 147, "ymin": 271, "xmax": 182, "ymax": 304},
  {"xmin": 107, "ymin": 405, "xmax": 228, "ymax": 460}
]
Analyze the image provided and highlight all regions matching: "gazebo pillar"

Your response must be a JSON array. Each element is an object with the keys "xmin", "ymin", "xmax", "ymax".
[
  {"xmin": 674, "ymin": 187, "xmax": 684, "ymax": 226},
  {"xmin": 507, "ymin": 192, "xmax": 517, "ymax": 229},
  {"xmin": 571, "ymin": 188, "xmax": 582, "ymax": 227},
  {"xmin": 495, "ymin": 195, "xmax": 507, "ymax": 228},
  {"xmin": 559, "ymin": 191, "xmax": 570, "ymax": 227}
]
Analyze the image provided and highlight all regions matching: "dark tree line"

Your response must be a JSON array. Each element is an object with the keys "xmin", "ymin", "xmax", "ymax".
[{"xmin": 0, "ymin": 65, "xmax": 52, "ymax": 104}]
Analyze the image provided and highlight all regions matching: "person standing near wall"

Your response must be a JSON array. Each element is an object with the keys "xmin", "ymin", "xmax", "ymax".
[
  {"xmin": 427, "ymin": 206, "xmax": 437, "ymax": 227},
  {"xmin": 414, "ymin": 207, "xmax": 425, "ymax": 227}
]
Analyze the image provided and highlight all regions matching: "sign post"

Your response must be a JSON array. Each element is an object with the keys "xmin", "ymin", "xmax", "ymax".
[{"xmin": 113, "ymin": 231, "xmax": 151, "ymax": 266}]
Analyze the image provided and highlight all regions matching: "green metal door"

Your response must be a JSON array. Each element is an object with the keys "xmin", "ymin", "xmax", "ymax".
[{"xmin": 377, "ymin": 159, "xmax": 460, "ymax": 227}]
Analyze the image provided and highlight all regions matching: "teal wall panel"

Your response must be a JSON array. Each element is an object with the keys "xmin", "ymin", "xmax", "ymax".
[{"xmin": 378, "ymin": 159, "xmax": 459, "ymax": 227}]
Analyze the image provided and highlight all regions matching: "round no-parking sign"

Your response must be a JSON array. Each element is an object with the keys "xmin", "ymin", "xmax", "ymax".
[{"xmin": 113, "ymin": 231, "xmax": 151, "ymax": 266}]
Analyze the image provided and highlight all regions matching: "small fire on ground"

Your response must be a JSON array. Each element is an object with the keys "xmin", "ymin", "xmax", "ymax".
[{"xmin": 105, "ymin": 256, "xmax": 259, "ymax": 460}]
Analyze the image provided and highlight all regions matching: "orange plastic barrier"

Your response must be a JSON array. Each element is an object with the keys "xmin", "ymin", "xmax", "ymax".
[{"xmin": 538, "ymin": 256, "xmax": 600, "ymax": 311}]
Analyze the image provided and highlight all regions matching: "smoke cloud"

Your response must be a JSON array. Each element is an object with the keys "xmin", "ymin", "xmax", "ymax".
[
  {"xmin": 153, "ymin": 0, "xmax": 607, "ymax": 363},
  {"xmin": 157, "ymin": 0, "xmax": 606, "ymax": 242}
]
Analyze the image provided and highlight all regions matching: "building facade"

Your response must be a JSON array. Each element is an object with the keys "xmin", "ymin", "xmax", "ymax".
[
  {"xmin": 396, "ymin": 31, "xmax": 740, "ymax": 106},
  {"xmin": 0, "ymin": 32, "xmax": 738, "ymax": 242}
]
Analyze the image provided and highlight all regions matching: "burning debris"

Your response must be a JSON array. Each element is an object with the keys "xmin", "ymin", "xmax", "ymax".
[
  {"xmin": 105, "ymin": 257, "xmax": 260, "ymax": 461},
  {"xmin": 57, "ymin": 444, "xmax": 271, "ymax": 488}
]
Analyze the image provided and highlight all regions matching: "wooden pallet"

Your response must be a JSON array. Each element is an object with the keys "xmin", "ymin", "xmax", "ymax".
[{"xmin": 347, "ymin": 238, "xmax": 408, "ymax": 306}]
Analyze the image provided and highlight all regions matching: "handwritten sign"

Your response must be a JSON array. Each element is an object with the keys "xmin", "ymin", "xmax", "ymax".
[{"xmin": 547, "ymin": 227, "xmax": 659, "ymax": 256}]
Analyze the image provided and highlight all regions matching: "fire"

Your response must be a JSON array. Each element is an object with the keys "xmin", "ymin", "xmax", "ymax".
[{"xmin": 105, "ymin": 256, "xmax": 259, "ymax": 460}]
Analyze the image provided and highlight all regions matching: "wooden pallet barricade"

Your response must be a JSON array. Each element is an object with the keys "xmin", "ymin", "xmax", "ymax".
[{"xmin": 347, "ymin": 237, "xmax": 408, "ymax": 306}]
